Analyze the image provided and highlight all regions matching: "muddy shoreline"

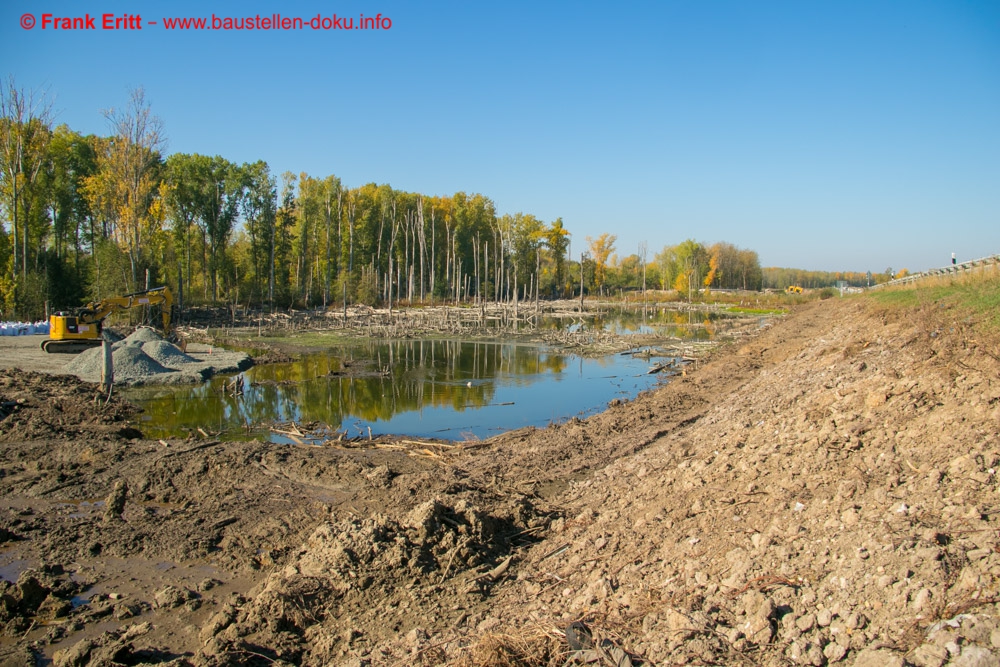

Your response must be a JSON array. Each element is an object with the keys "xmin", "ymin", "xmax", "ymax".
[{"xmin": 2, "ymin": 297, "xmax": 999, "ymax": 666}]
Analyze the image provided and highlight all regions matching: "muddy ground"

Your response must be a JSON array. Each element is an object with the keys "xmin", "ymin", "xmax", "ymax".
[{"xmin": 1, "ymin": 295, "xmax": 998, "ymax": 666}]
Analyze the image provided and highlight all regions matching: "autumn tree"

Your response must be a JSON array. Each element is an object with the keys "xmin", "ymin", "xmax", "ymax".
[
  {"xmin": 83, "ymin": 88, "xmax": 164, "ymax": 292},
  {"xmin": 586, "ymin": 233, "xmax": 616, "ymax": 295},
  {"xmin": 544, "ymin": 218, "xmax": 570, "ymax": 297}
]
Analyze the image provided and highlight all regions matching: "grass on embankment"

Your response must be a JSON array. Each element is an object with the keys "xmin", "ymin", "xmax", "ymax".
[{"xmin": 865, "ymin": 267, "xmax": 1000, "ymax": 331}]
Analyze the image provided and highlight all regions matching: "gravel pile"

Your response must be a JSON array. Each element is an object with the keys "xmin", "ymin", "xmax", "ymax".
[
  {"xmin": 142, "ymin": 340, "xmax": 199, "ymax": 366},
  {"xmin": 64, "ymin": 328, "xmax": 235, "ymax": 386},
  {"xmin": 99, "ymin": 346, "xmax": 173, "ymax": 384},
  {"xmin": 121, "ymin": 327, "xmax": 164, "ymax": 344}
]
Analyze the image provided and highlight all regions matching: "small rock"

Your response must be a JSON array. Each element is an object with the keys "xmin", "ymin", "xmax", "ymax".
[
  {"xmin": 912, "ymin": 588, "xmax": 932, "ymax": 612},
  {"xmin": 817, "ymin": 608, "xmax": 834, "ymax": 627},
  {"xmin": 865, "ymin": 392, "xmax": 886, "ymax": 408},
  {"xmin": 911, "ymin": 643, "xmax": 948, "ymax": 667},
  {"xmin": 791, "ymin": 641, "xmax": 824, "ymax": 666},
  {"xmin": 952, "ymin": 646, "xmax": 999, "ymax": 667},
  {"xmin": 664, "ymin": 608, "xmax": 704, "ymax": 641},
  {"xmin": 153, "ymin": 585, "xmax": 191, "ymax": 609},
  {"xmin": 743, "ymin": 615, "xmax": 774, "ymax": 645},
  {"xmin": 824, "ymin": 641, "xmax": 848, "ymax": 663},
  {"xmin": 845, "ymin": 612, "xmax": 866, "ymax": 630},
  {"xmin": 113, "ymin": 602, "xmax": 142, "ymax": 620},
  {"xmin": 753, "ymin": 597, "xmax": 776, "ymax": 622},
  {"xmin": 405, "ymin": 627, "xmax": 427, "ymax": 644},
  {"xmin": 197, "ymin": 578, "xmax": 219, "ymax": 593},
  {"xmin": 796, "ymin": 614, "xmax": 817, "ymax": 632},
  {"xmin": 851, "ymin": 648, "xmax": 904, "ymax": 667},
  {"xmin": 103, "ymin": 480, "xmax": 128, "ymax": 522}
]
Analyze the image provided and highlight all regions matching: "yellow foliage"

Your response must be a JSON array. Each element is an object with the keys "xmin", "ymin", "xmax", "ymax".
[{"xmin": 673, "ymin": 272, "xmax": 688, "ymax": 295}]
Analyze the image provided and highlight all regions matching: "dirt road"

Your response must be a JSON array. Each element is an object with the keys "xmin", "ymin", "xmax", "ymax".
[
  {"xmin": 0, "ymin": 335, "xmax": 78, "ymax": 375},
  {"xmin": 1, "ymin": 296, "xmax": 998, "ymax": 666}
]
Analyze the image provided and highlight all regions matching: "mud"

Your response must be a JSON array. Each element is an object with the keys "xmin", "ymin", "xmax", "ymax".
[{"xmin": 0, "ymin": 296, "xmax": 998, "ymax": 666}]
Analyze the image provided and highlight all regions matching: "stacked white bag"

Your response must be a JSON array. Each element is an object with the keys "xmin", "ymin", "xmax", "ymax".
[{"xmin": 0, "ymin": 321, "xmax": 50, "ymax": 336}]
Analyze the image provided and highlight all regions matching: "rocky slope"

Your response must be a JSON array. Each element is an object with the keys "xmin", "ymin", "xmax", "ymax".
[{"xmin": 431, "ymin": 296, "xmax": 1000, "ymax": 666}]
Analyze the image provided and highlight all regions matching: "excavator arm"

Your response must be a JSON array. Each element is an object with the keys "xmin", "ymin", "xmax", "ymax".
[
  {"xmin": 79, "ymin": 287, "xmax": 173, "ymax": 331},
  {"xmin": 41, "ymin": 286, "xmax": 174, "ymax": 353}
]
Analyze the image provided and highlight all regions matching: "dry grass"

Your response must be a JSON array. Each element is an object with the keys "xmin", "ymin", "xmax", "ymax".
[{"xmin": 452, "ymin": 623, "xmax": 567, "ymax": 667}]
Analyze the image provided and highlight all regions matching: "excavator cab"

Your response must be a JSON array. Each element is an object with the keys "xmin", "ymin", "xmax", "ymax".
[{"xmin": 42, "ymin": 314, "xmax": 104, "ymax": 353}]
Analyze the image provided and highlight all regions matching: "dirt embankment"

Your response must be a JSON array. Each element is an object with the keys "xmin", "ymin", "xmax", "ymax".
[{"xmin": 1, "ymin": 296, "xmax": 999, "ymax": 666}]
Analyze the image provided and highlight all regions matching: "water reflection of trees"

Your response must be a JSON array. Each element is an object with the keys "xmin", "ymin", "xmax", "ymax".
[
  {"xmin": 132, "ymin": 339, "xmax": 572, "ymax": 435},
  {"xmin": 565, "ymin": 309, "xmax": 723, "ymax": 340}
]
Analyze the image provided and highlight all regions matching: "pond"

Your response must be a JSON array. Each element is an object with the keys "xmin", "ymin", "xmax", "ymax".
[
  {"xmin": 565, "ymin": 307, "xmax": 728, "ymax": 338},
  {"xmin": 124, "ymin": 338, "xmax": 677, "ymax": 442}
]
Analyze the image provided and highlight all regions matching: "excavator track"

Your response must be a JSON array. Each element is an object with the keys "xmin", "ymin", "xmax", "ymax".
[{"xmin": 40, "ymin": 339, "xmax": 104, "ymax": 354}]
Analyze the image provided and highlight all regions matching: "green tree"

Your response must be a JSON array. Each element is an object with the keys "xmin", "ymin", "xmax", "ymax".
[
  {"xmin": 239, "ymin": 161, "xmax": 277, "ymax": 307},
  {"xmin": 272, "ymin": 172, "xmax": 297, "ymax": 307},
  {"xmin": 0, "ymin": 78, "xmax": 54, "ymax": 310},
  {"xmin": 45, "ymin": 125, "xmax": 97, "ymax": 270}
]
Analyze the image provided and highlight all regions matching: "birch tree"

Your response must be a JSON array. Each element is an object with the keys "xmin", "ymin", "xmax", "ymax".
[
  {"xmin": 83, "ymin": 88, "xmax": 164, "ymax": 290},
  {"xmin": 0, "ymin": 78, "xmax": 54, "ymax": 283}
]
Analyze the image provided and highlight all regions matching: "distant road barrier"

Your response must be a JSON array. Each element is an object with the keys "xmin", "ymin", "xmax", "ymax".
[{"xmin": 869, "ymin": 253, "xmax": 1000, "ymax": 289}]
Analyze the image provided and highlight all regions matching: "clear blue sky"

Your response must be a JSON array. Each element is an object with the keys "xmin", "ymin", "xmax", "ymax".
[{"xmin": 3, "ymin": 0, "xmax": 998, "ymax": 273}]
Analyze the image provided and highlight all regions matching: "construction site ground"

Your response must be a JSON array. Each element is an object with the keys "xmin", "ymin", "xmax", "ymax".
[{"xmin": 1, "ymin": 293, "xmax": 999, "ymax": 666}]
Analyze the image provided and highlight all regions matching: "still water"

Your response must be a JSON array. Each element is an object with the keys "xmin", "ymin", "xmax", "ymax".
[{"xmin": 124, "ymin": 338, "xmax": 673, "ymax": 442}]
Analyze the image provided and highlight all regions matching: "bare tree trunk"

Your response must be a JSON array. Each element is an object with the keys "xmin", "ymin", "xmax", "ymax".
[
  {"xmin": 269, "ymin": 215, "xmax": 275, "ymax": 311},
  {"xmin": 324, "ymin": 191, "xmax": 332, "ymax": 308},
  {"xmin": 417, "ymin": 197, "xmax": 426, "ymax": 302},
  {"xmin": 473, "ymin": 234, "xmax": 480, "ymax": 305},
  {"xmin": 535, "ymin": 247, "xmax": 540, "ymax": 315},
  {"xmin": 430, "ymin": 206, "xmax": 436, "ymax": 303}
]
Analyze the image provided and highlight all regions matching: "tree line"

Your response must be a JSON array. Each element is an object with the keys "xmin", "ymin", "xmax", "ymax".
[{"xmin": 2, "ymin": 81, "xmax": 789, "ymax": 320}]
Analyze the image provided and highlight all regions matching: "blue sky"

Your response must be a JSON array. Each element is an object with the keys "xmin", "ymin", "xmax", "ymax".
[{"xmin": 3, "ymin": 0, "xmax": 998, "ymax": 272}]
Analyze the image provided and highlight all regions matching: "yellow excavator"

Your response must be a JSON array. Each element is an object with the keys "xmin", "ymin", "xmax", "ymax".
[{"xmin": 41, "ymin": 286, "xmax": 174, "ymax": 353}]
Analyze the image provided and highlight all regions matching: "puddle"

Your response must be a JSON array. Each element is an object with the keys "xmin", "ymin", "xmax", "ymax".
[
  {"xmin": 0, "ymin": 558, "xmax": 36, "ymax": 583},
  {"xmin": 69, "ymin": 595, "xmax": 91, "ymax": 609},
  {"xmin": 57, "ymin": 499, "xmax": 106, "ymax": 519}
]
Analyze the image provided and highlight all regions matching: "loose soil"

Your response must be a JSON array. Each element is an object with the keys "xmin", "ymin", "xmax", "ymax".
[{"xmin": 1, "ymin": 296, "xmax": 999, "ymax": 666}]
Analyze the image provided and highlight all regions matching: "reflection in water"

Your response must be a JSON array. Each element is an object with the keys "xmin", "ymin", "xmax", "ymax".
[
  {"xmin": 567, "ymin": 307, "xmax": 727, "ymax": 339},
  {"xmin": 126, "ymin": 338, "xmax": 668, "ymax": 442}
]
